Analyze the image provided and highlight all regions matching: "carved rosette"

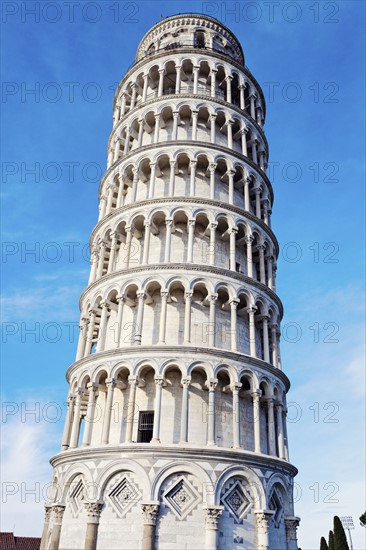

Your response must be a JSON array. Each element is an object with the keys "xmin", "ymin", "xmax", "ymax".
[
  {"xmin": 203, "ymin": 506, "xmax": 224, "ymax": 529},
  {"xmin": 141, "ymin": 503, "xmax": 160, "ymax": 526}
]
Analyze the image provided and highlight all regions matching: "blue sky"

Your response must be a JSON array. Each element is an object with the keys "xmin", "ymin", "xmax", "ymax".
[{"xmin": 1, "ymin": 1, "xmax": 365, "ymax": 548}]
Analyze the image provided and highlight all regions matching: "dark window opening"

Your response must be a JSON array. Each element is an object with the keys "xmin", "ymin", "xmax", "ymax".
[{"xmin": 137, "ymin": 411, "xmax": 154, "ymax": 442}]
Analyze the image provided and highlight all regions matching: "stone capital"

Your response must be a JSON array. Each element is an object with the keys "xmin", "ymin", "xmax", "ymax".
[
  {"xmin": 141, "ymin": 502, "xmax": 160, "ymax": 525},
  {"xmin": 206, "ymin": 378, "xmax": 218, "ymax": 391},
  {"xmin": 84, "ymin": 501, "xmax": 103, "ymax": 523},
  {"xmin": 203, "ymin": 505, "xmax": 224, "ymax": 529},
  {"xmin": 285, "ymin": 516, "xmax": 300, "ymax": 539},
  {"xmin": 52, "ymin": 505, "xmax": 66, "ymax": 523}
]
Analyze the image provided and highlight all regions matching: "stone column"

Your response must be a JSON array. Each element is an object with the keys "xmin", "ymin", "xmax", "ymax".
[
  {"xmin": 158, "ymin": 69, "xmax": 164, "ymax": 96},
  {"xmin": 229, "ymin": 226, "xmax": 237, "ymax": 270},
  {"xmin": 69, "ymin": 389, "xmax": 84, "ymax": 448},
  {"xmin": 262, "ymin": 315, "xmax": 270, "ymax": 362},
  {"xmin": 203, "ymin": 506, "xmax": 224, "ymax": 550},
  {"xmin": 255, "ymin": 510, "xmax": 275, "ymax": 550},
  {"xmin": 137, "ymin": 119, "xmax": 144, "ymax": 147},
  {"xmin": 285, "ymin": 517, "xmax": 301, "ymax": 550},
  {"xmin": 123, "ymin": 127, "xmax": 131, "ymax": 154},
  {"xmin": 184, "ymin": 291, "xmax": 193, "ymax": 343},
  {"xmin": 97, "ymin": 301, "xmax": 109, "ymax": 352},
  {"xmin": 210, "ymin": 114, "xmax": 216, "ymax": 144},
  {"xmin": 187, "ymin": 219, "xmax": 195, "ymax": 262},
  {"xmin": 164, "ymin": 218, "xmax": 173, "ymax": 263},
  {"xmin": 75, "ymin": 317, "xmax": 88, "ymax": 361},
  {"xmin": 227, "ymin": 120, "xmax": 233, "ymax": 149},
  {"xmin": 208, "ymin": 294, "xmax": 217, "ymax": 347},
  {"xmin": 189, "ymin": 161, "xmax": 197, "ymax": 197},
  {"xmin": 142, "ymin": 221, "xmax": 151, "ymax": 264},
  {"xmin": 180, "ymin": 377, "xmax": 191, "ymax": 443},
  {"xmin": 96, "ymin": 241, "xmax": 106, "ymax": 279},
  {"xmin": 262, "ymin": 200, "xmax": 269, "ymax": 224},
  {"xmin": 193, "ymin": 66, "xmax": 199, "ymax": 94},
  {"xmin": 116, "ymin": 176, "xmax": 125, "ymax": 209},
  {"xmin": 247, "ymin": 306, "xmax": 257, "ymax": 357},
  {"xmin": 152, "ymin": 376, "xmax": 164, "ymax": 443},
  {"xmin": 120, "ymin": 93, "xmax": 126, "ymax": 117},
  {"xmin": 116, "ymin": 296, "xmax": 125, "ymax": 348},
  {"xmin": 254, "ymin": 188, "xmax": 261, "ymax": 218},
  {"xmin": 141, "ymin": 503, "xmax": 160, "ymax": 550},
  {"xmin": 259, "ymin": 149, "xmax": 265, "ymax": 171},
  {"xmin": 175, "ymin": 66, "xmax": 181, "ymax": 93},
  {"xmin": 113, "ymin": 139, "xmax": 121, "ymax": 163},
  {"xmin": 61, "ymin": 396, "xmax": 75, "ymax": 450},
  {"xmin": 206, "ymin": 379, "xmax": 218, "ymax": 446},
  {"xmin": 154, "ymin": 113, "xmax": 160, "ymax": 143},
  {"xmin": 158, "ymin": 291, "xmax": 169, "ymax": 343},
  {"xmin": 245, "ymin": 235, "xmax": 254, "ymax": 277},
  {"xmin": 227, "ymin": 169, "xmax": 235, "ymax": 204},
  {"xmin": 249, "ymin": 94, "xmax": 256, "ymax": 119},
  {"xmin": 241, "ymin": 128, "xmax": 248, "ymax": 156},
  {"xmin": 101, "ymin": 378, "xmax": 116, "ymax": 444},
  {"xmin": 130, "ymin": 84, "xmax": 137, "ymax": 109},
  {"xmin": 169, "ymin": 160, "xmax": 176, "ymax": 195},
  {"xmin": 209, "ymin": 163, "xmax": 216, "ymax": 199},
  {"xmin": 131, "ymin": 169, "xmax": 139, "ymax": 203},
  {"xmin": 252, "ymin": 390, "xmax": 262, "ymax": 453},
  {"xmin": 122, "ymin": 226, "xmax": 132, "ymax": 269},
  {"xmin": 148, "ymin": 162, "xmax": 156, "ymax": 198},
  {"xmin": 84, "ymin": 309, "xmax": 97, "ymax": 355},
  {"xmin": 225, "ymin": 75, "xmax": 233, "ymax": 103},
  {"xmin": 230, "ymin": 299, "xmax": 239, "ymax": 352},
  {"xmin": 256, "ymin": 105, "xmax": 263, "ymax": 126},
  {"xmin": 257, "ymin": 245, "xmax": 266, "ymax": 284},
  {"xmin": 210, "ymin": 69, "xmax": 217, "ymax": 97},
  {"xmin": 239, "ymin": 84, "xmax": 245, "ymax": 109},
  {"xmin": 244, "ymin": 177, "xmax": 250, "ymax": 211},
  {"xmin": 252, "ymin": 138, "xmax": 258, "ymax": 164},
  {"xmin": 142, "ymin": 74, "xmax": 149, "ymax": 102},
  {"xmin": 172, "ymin": 111, "xmax": 179, "ymax": 139},
  {"xmin": 106, "ymin": 184, "xmax": 116, "ymax": 214},
  {"xmin": 82, "ymin": 383, "xmax": 98, "ymax": 447},
  {"xmin": 231, "ymin": 383, "xmax": 242, "ymax": 448},
  {"xmin": 99, "ymin": 195, "xmax": 107, "ymax": 219},
  {"xmin": 267, "ymin": 255, "xmax": 274, "ymax": 289},
  {"xmin": 125, "ymin": 376, "xmax": 138, "ymax": 442},
  {"xmin": 283, "ymin": 407, "xmax": 290, "ymax": 460},
  {"xmin": 270, "ymin": 323, "xmax": 278, "ymax": 367},
  {"xmin": 88, "ymin": 246, "xmax": 98, "ymax": 284},
  {"xmin": 48, "ymin": 505, "xmax": 66, "ymax": 550},
  {"xmin": 275, "ymin": 402, "xmax": 285, "ymax": 459},
  {"xmin": 83, "ymin": 502, "xmax": 103, "ymax": 550},
  {"xmin": 40, "ymin": 505, "xmax": 52, "ymax": 549},
  {"xmin": 107, "ymin": 233, "xmax": 118, "ymax": 274},
  {"xmin": 209, "ymin": 222, "xmax": 217, "ymax": 265},
  {"xmin": 191, "ymin": 110, "xmax": 198, "ymax": 140},
  {"xmin": 134, "ymin": 292, "xmax": 145, "ymax": 344},
  {"xmin": 266, "ymin": 397, "xmax": 276, "ymax": 455}
]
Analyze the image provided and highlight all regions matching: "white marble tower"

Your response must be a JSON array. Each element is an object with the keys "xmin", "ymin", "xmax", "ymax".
[{"xmin": 41, "ymin": 14, "xmax": 300, "ymax": 550}]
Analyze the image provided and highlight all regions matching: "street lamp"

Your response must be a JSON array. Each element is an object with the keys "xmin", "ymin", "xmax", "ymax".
[{"xmin": 340, "ymin": 516, "xmax": 354, "ymax": 550}]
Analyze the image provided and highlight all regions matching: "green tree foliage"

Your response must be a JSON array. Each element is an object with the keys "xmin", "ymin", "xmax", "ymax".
[
  {"xmin": 333, "ymin": 516, "xmax": 349, "ymax": 550},
  {"xmin": 320, "ymin": 536, "xmax": 329, "ymax": 550},
  {"xmin": 328, "ymin": 530, "xmax": 335, "ymax": 550},
  {"xmin": 360, "ymin": 511, "xmax": 366, "ymax": 526}
]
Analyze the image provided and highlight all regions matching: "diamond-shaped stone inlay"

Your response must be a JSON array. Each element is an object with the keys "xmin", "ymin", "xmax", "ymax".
[
  {"xmin": 107, "ymin": 477, "xmax": 141, "ymax": 518},
  {"xmin": 163, "ymin": 477, "xmax": 200, "ymax": 520},
  {"xmin": 69, "ymin": 478, "xmax": 85, "ymax": 518},
  {"xmin": 221, "ymin": 480, "xmax": 252, "ymax": 521},
  {"xmin": 269, "ymin": 488, "xmax": 284, "ymax": 528}
]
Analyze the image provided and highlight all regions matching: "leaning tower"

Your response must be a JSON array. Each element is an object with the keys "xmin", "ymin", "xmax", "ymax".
[{"xmin": 41, "ymin": 14, "xmax": 300, "ymax": 550}]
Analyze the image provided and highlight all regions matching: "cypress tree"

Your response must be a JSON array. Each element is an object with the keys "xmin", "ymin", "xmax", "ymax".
[
  {"xmin": 333, "ymin": 516, "xmax": 349, "ymax": 550},
  {"xmin": 320, "ymin": 536, "xmax": 329, "ymax": 550},
  {"xmin": 329, "ymin": 530, "xmax": 335, "ymax": 550}
]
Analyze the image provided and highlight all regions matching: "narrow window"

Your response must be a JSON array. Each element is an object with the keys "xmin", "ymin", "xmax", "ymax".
[{"xmin": 137, "ymin": 411, "xmax": 154, "ymax": 442}]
